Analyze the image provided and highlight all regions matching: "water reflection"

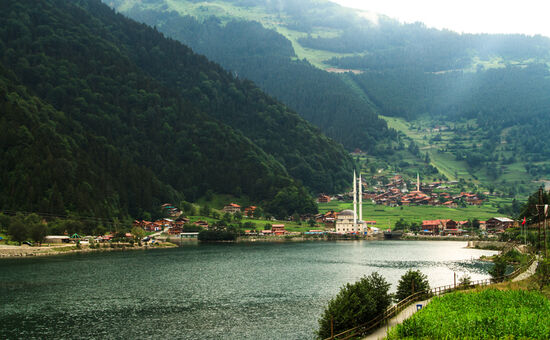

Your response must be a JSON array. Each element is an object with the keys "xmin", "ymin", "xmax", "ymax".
[{"xmin": 0, "ymin": 240, "xmax": 497, "ymax": 339}]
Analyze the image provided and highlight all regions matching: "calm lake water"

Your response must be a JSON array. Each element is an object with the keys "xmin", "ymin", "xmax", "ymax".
[{"xmin": 0, "ymin": 240, "xmax": 497, "ymax": 339}]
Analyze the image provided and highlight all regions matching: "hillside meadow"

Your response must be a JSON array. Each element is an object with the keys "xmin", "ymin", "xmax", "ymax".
[{"xmin": 319, "ymin": 201, "xmax": 503, "ymax": 228}]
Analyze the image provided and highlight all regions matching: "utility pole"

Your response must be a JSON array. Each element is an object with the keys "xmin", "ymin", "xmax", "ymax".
[{"xmin": 537, "ymin": 188, "xmax": 543, "ymax": 254}]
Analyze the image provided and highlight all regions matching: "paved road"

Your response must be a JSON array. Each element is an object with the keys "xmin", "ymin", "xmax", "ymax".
[
  {"xmin": 363, "ymin": 299, "xmax": 431, "ymax": 340},
  {"xmin": 512, "ymin": 257, "xmax": 539, "ymax": 282}
]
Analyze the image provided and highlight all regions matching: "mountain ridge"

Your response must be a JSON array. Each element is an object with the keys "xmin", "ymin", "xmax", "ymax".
[{"xmin": 0, "ymin": 0, "xmax": 354, "ymax": 218}]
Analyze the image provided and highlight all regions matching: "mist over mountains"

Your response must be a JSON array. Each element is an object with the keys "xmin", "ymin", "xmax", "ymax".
[
  {"xmin": 2, "ymin": 0, "xmax": 550, "ymax": 220},
  {"xmin": 109, "ymin": 0, "xmax": 550, "ymax": 195}
]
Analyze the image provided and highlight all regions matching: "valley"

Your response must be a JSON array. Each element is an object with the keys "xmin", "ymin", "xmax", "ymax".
[{"xmin": 109, "ymin": 0, "xmax": 550, "ymax": 201}]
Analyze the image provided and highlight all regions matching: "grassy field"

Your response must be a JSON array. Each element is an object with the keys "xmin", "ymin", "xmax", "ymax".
[
  {"xmin": 388, "ymin": 288, "xmax": 550, "ymax": 339},
  {"xmin": 378, "ymin": 114, "xmax": 543, "ymax": 198},
  {"xmin": 319, "ymin": 201, "xmax": 503, "ymax": 228}
]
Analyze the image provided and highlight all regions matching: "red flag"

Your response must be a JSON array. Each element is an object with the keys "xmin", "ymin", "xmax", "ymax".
[{"xmin": 522, "ymin": 217, "xmax": 526, "ymax": 225}]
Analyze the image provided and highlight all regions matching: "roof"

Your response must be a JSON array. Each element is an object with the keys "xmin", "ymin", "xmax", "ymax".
[
  {"xmin": 422, "ymin": 220, "xmax": 441, "ymax": 226},
  {"xmin": 339, "ymin": 209, "xmax": 355, "ymax": 216},
  {"xmin": 228, "ymin": 203, "xmax": 241, "ymax": 208},
  {"xmin": 490, "ymin": 217, "xmax": 514, "ymax": 222}
]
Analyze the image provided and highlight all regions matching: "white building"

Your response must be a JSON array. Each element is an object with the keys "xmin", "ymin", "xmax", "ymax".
[
  {"xmin": 335, "ymin": 210, "xmax": 370, "ymax": 233},
  {"xmin": 335, "ymin": 171, "xmax": 370, "ymax": 234}
]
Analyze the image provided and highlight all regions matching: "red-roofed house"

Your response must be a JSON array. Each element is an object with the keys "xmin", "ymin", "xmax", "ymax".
[
  {"xmin": 422, "ymin": 220, "xmax": 442, "ymax": 235},
  {"xmin": 317, "ymin": 194, "xmax": 331, "ymax": 203},
  {"xmin": 223, "ymin": 203, "xmax": 241, "ymax": 214},
  {"xmin": 272, "ymin": 224, "xmax": 286, "ymax": 235},
  {"xmin": 421, "ymin": 219, "xmax": 457, "ymax": 235},
  {"xmin": 244, "ymin": 206, "xmax": 257, "ymax": 217}
]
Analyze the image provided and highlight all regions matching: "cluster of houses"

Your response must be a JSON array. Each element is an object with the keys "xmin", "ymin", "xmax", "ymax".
[
  {"xmin": 222, "ymin": 203, "xmax": 257, "ymax": 216},
  {"xmin": 243, "ymin": 224, "xmax": 290, "ymax": 236},
  {"xmin": 132, "ymin": 217, "xmax": 209, "ymax": 235},
  {"xmin": 420, "ymin": 217, "xmax": 515, "ymax": 235},
  {"xmin": 318, "ymin": 174, "xmax": 485, "ymax": 208},
  {"xmin": 368, "ymin": 175, "xmax": 484, "ymax": 207}
]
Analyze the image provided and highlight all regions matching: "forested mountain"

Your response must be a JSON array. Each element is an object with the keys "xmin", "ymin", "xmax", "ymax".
[
  {"xmin": 109, "ymin": 2, "xmax": 394, "ymax": 153},
  {"xmin": 0, "ymin": 0, "xmax": 354, "ymax": 219},
  {"xmin": 108, "ymin": 0, "xmax": 550, "ymax": 195}
]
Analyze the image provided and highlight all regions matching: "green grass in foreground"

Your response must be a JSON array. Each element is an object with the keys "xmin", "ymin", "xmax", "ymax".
[{"xmin": 387, "ymin": 289, "xmax": 550, "ymax": 339}]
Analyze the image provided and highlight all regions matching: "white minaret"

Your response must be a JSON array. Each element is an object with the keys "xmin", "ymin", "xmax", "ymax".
[
  {"xmin": 353, "ymin": 170, "xmax": 357, "ymax": 230},
  {"xmin": 417, "ymin": 172, "xmax": 420, "ymax": 192},
  {"xmin": 359, "ymin": 174, "xmax": 363, "ymax": 222}
]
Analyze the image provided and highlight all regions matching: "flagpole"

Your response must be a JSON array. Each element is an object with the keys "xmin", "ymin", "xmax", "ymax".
[{"xmin": 523, "ymin": 217, "xmax": 527, "ymax": 245}]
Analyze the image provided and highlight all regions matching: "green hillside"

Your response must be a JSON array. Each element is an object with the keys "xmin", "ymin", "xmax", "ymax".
[
  {"xmin": 107, "ymin": 0, "xmax": 550, "ymax": 199},
  {"xmin": 109, "ymin": 2, "xmax": 394, "ymax": 153},
  {"xmin": 0, "ymin": 0, "xmax": 355, "ymax": 219}
]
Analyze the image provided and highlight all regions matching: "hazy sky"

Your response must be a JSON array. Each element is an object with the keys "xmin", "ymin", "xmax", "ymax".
[{"xmin": 332, "ymin": 0, "xmax": 550, "ymax": 37}]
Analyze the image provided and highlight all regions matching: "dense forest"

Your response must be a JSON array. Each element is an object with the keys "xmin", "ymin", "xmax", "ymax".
[
  {"xmin": 111, "ymin": 3, "xmax": 395, "ymax": 153},
  {"xmin": 109, "ymin": 0, "xmax": 550, "ymax": 192},
  {"xmin": 0, "ymin": 0, "xmax": 354, "ymax": 219},
  {"xmin": 354, "ymin": 64, "xmax": 550, "ymax": 165}
]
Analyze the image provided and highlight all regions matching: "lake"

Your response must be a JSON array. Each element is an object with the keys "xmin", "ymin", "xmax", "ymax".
[{"xmin": 0, "ymin": 240, "xmax": 498, "ymax": 339}]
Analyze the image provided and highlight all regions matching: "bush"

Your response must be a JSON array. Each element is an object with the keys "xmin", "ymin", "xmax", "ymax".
[
  {"xmin": 317, "ymin": 272, "xmax": 391, "ymax": 339},
  {"xmin": 458, "ymin": 274, "xmax": 472, "ymax": 288},
  {"xmin": 182, "ymin": 223, "xmax": 203, "ymax": 232},
  {"xmin": 489, "ymin": 255, "xmax": 508, "ymax": 282},
  {"xmin": 198, "ymin": 230, "xmax": 236, "ymax": 242},
  {"xmin": 8, "ymin": 218, "xmax": 28, "ymax": 245},
  {"xmin": 395, "ymin": 269, "xmax": 430, "ymax": 301}
]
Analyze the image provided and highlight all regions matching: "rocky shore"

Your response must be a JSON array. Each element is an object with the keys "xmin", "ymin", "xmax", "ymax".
[{"xmin": 0, "ymin": 242, "xmax": 177, "ymax": 258}]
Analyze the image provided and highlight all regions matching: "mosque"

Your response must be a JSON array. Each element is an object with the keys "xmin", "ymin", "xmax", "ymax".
[{"xmin": 335, "ymin": 171, "xmax": 370, "ymax": 234}]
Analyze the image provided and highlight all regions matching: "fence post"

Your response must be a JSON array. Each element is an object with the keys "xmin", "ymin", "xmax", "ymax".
[
  {"xmin": 454, "ymin": 272, "xmax": 456, "ymax": 289},
  {"xmin": 331, "ymin": 315, "xmax": 334, "ymax": 340}
]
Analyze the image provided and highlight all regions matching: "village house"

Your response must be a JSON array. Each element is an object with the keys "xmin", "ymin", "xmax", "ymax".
[
  {"xmin": 194, "ymin": 220, "xmax": 209, "ymax": 229},
  {"xmin": 441, "ymin": 220, "xmax": 464, "ymax": 235},
  {"xmin": 161, "ymin": 203, "xmax": 183, "ymax": 218},
  {"xmin": 168, "ymin": 225, "xmax": 183, "ymax": 235},
  {"xmin": 243, "ymin": 206, "xmax": 257, "ymax": 217},
  {"xmin": 271, "ymin": 224, "xmax": 286, "ymax": 235},
  {"xmin": 317, "ymin": 194, "xmax": 331, "ymax": 203},
  {"xmin": 315, "ymin": 211, "xmax": 339, "ymax": 226},
  {"xmin": 479, "ymin": 221, "xmax": 487, "ymax": 230},
  {"xmin": 486, "ymin": 217, "xmax": 514, "ymax": 233},
  {"xmin": 222, "ymin": 203, "xmax": 241, "ymax": 214},
  {"xmin": 443, "ymin": 201, "xmax": 458, "ymax": 208},
  {"xmin": 421, "ymin": 220, "xmax": 442, "ymax": 235}
]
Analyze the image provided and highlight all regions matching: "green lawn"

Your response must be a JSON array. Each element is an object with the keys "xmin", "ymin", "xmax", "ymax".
[
  {"xmin": 319, "ymin": 201, "xmax": 503, "ymax": 228},
  {"xmin": 388, "ymin": 289, "xmax": 550, "ymax": 339}
]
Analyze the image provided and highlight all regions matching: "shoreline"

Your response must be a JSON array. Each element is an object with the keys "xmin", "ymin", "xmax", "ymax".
[
  {"xmin": 0, "ymin": 236, "xmax": 503, "ymax": 258},
  {"xmin": 0, "ymin": 242, "xmax": 177, "ymax": 258}
]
